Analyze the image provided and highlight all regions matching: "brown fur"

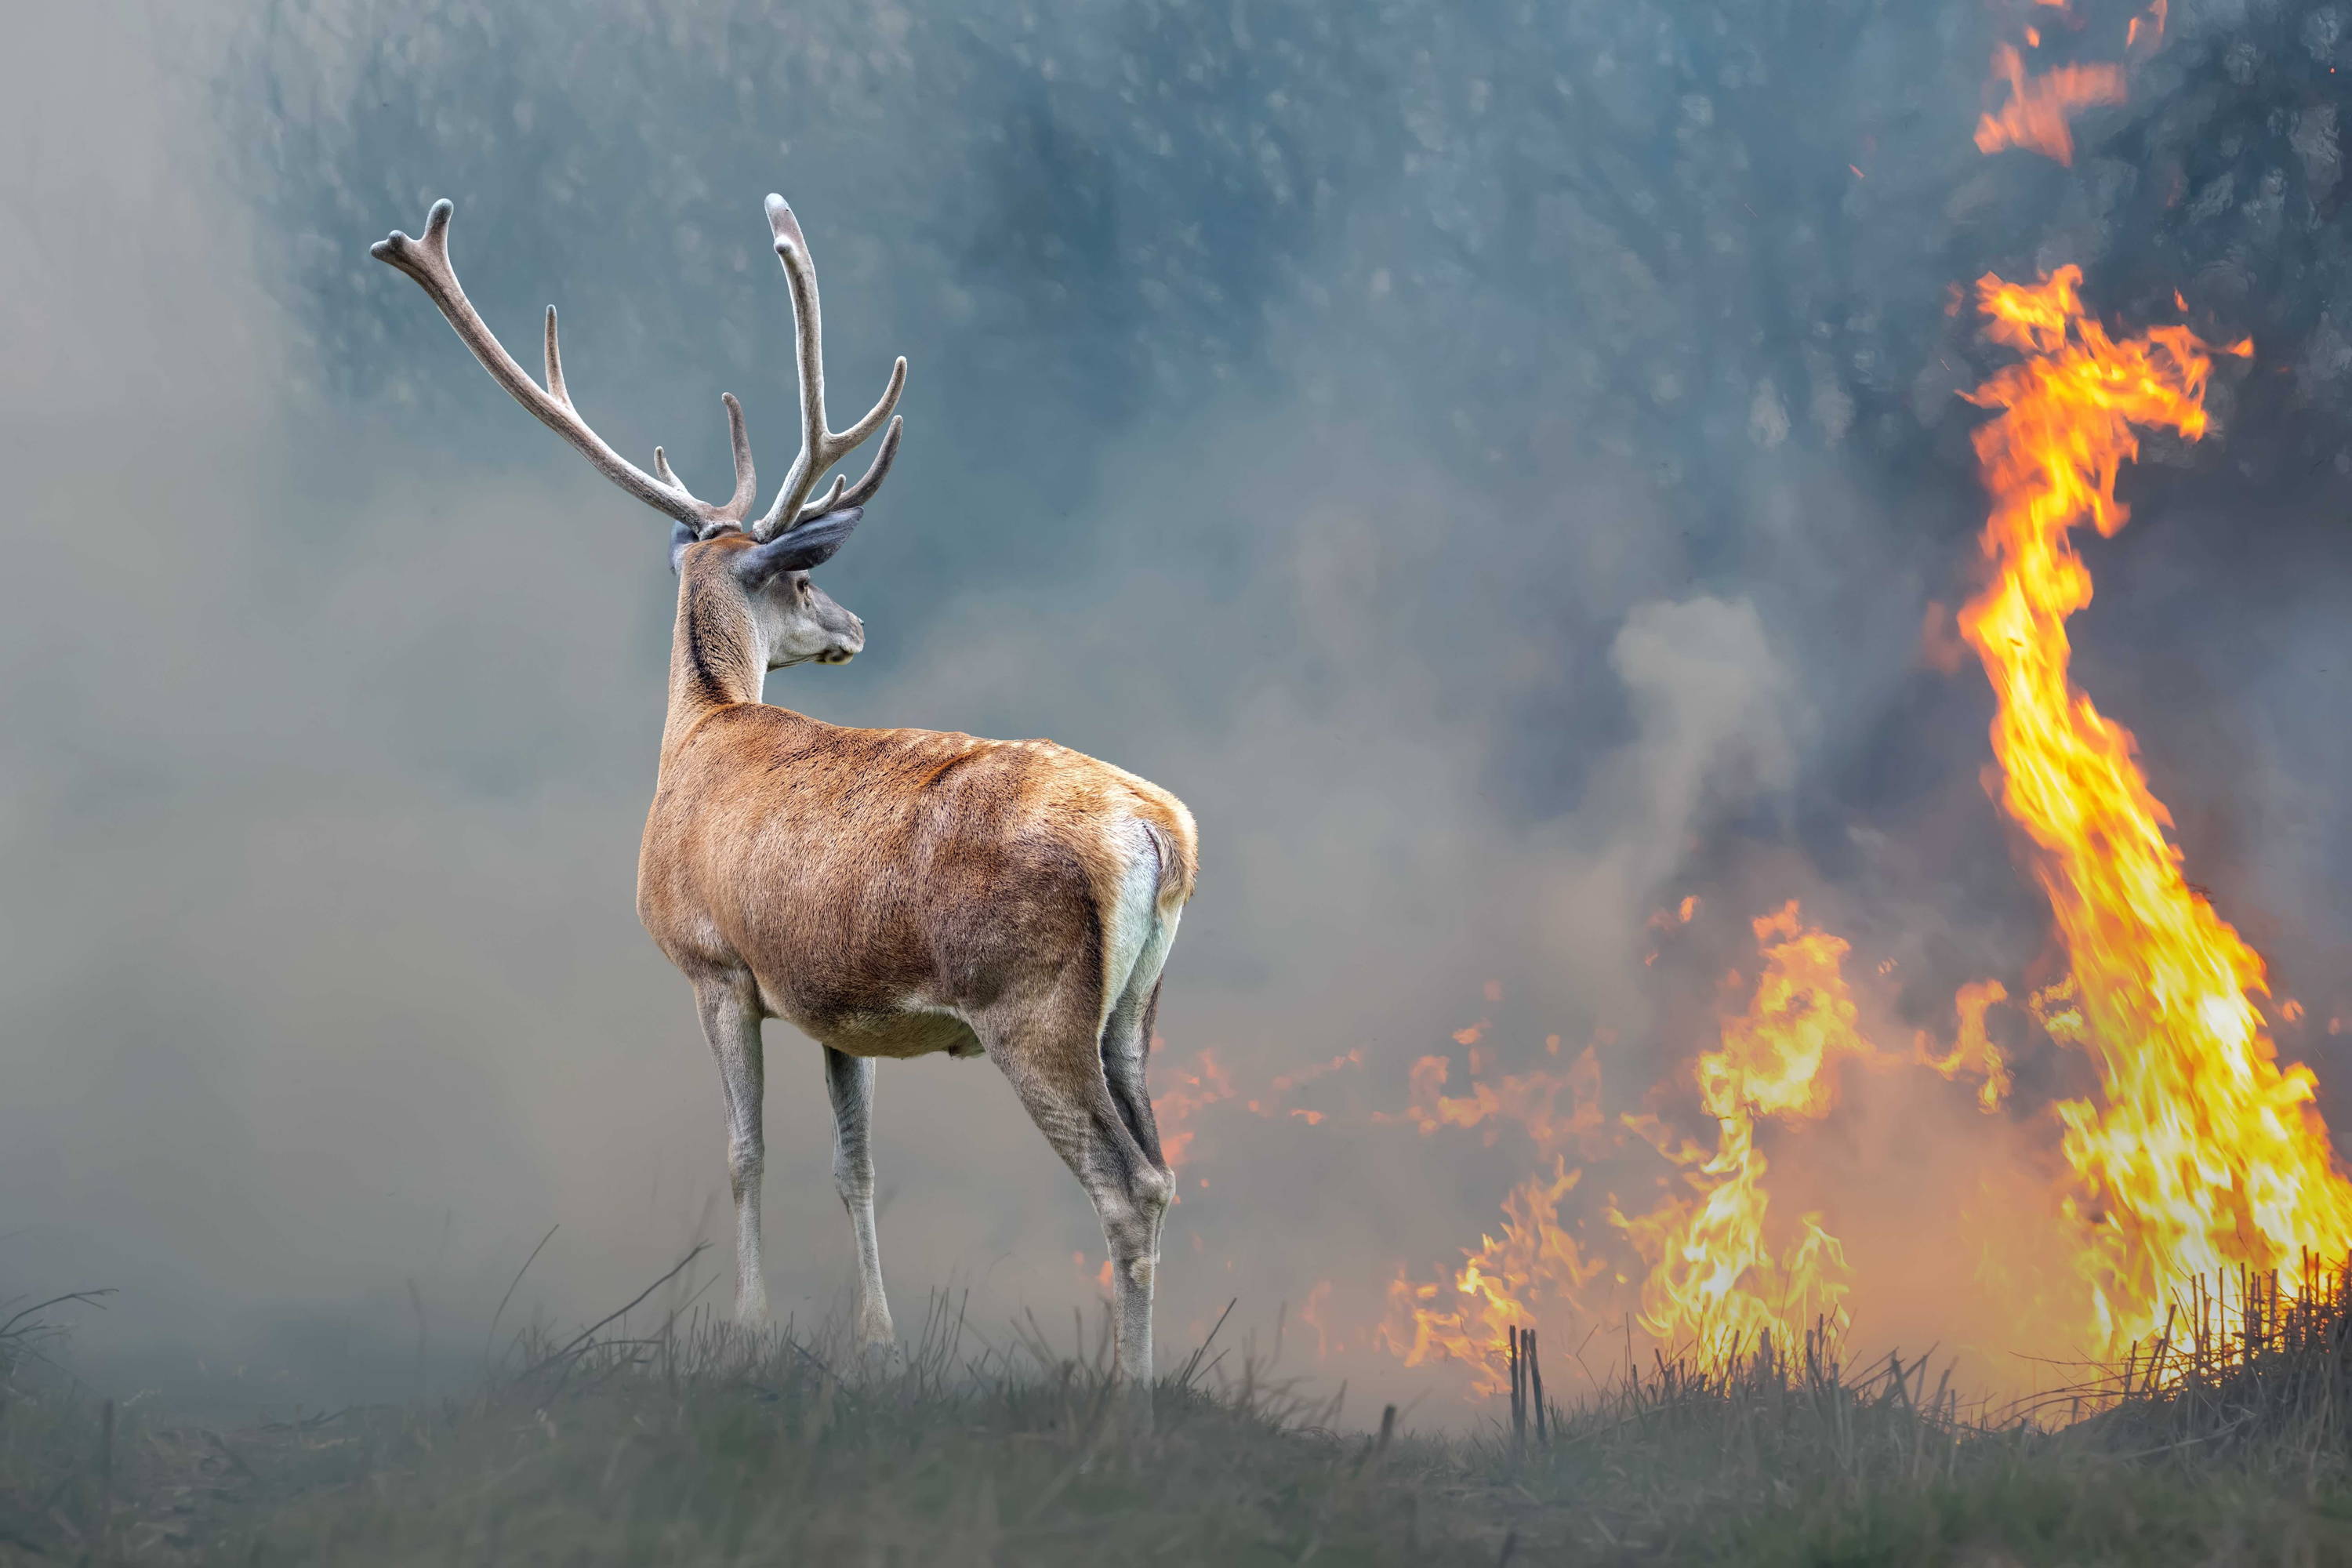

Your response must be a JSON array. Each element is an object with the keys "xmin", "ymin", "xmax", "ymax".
[{"xmin": 639, "ymin": 536, "xmax": 1197, "ymax": 1063}]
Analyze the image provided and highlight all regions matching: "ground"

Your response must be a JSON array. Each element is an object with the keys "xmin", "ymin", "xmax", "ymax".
[{"xmin": 8, "ymin": 1277, "xmax": 2352, "ymax": 1566}]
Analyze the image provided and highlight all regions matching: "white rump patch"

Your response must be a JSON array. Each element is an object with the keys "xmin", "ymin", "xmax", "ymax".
[{"xmin": 1101, "ymin": 822, "xmax": 1176, "ymax": 1029}]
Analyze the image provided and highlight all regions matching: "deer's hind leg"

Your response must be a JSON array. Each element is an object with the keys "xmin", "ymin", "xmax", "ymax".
[
  {"xmin": 1098, "ymin": 906, "xmax": 1180, "ymax": 1258},
  {"xmin": 1098, "ymin": 897, "xmax": 1180, "ymax": 1147},
  {"xmin": 982, "ymin": 987, "xmax": 1172, "ymax": 1414},
  {"xmin": 823, "ymin": 1044, "xmax": 897, "ymax": 1360}
]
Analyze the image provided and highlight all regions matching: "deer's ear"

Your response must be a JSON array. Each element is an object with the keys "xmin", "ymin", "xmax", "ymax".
[
  {"xmin": 734, "ymin": 507, "xmax": 864, "ymax": 584},
  {"xmin": 670, "ymin": 521, "xmax": 698, "ymax": 575}
]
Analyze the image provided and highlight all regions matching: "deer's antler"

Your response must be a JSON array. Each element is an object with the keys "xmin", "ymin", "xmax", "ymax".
[
  {"xmin": 370, "ymin": 196, "xmax": 906, "ymax": 542},
  {"xmin": 750, "ymin": 194, "xmax": 906, "ymax": 542},
  {"xmin": 370, "ymin": 201, "xmax": 754, "ymax": 532}
]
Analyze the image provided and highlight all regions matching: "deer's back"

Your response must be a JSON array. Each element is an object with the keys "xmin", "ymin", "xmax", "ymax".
[{"xmin": 638, "ymin": 704, "xmax": 1193, "ymax": 1053}]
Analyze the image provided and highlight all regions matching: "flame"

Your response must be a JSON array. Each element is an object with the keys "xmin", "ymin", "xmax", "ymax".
[
  {"xmin": 1381, "ymin": 1156, "xmax": 1606, "ymax": 1393},
  {"xmin": 1392, "ymin": 1046, "xmax": 1603, "ymax": 1151},
  {"xmin": 1378, "ymin": 1040, "xmax": 1610, "ymax": 1387},
  {"xmin": 1975, "ymin": 45, "xmax": 2125, "ymax": 165},
  {"xmin": 1157, "ymin": 1051, "xmax": 1236, "ymax": 1167},
  {"xmin": 1383, "ymin": 906, "xmax": 1895, "ymax": 1387},
  {"xmin": 1153, "ymin": 1043, "xmax": 1360, "ymax": 1174},
  {"xmin": 1156, "ymin": 1047, "xmax": 1237, "ymax": 1168},
  {"xmin": 1960, "ymin": 267, "xmax": 2350, "ymax": 1352},
  {"xmin": 1975, "ymin": 0, "xmax": 2165, "ymax": 165},
  {"xmin": 2126, "ymin": 0, "xmax": 2167, "ymax": 56},
  {"xmin": 1300, "ymin": 1279, "xmax": 1338, "ymax": 1358},
  {"xmin": 1918, "ymin": 978, "xmax": 2014, "ymax": 1112},
  {"xmin": 1647, "ymin": 895, "xmax": 1702, "ymax": 931},
  {"xmin": 1362, "ymin": 0, "xmax": 2339, "ymax": 1406},
  {"xmin": 1246, "ymin": 1048, "xmax": 1363, "ymax": 1117},
  {"xmin": 1617, "ymin": 902, "xmax": 1878, "ymax": 1357}
]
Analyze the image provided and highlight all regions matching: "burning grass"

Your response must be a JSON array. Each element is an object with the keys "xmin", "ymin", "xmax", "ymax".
[
  {"xmin": 1479, "ymin": 1301, "xmax": 2352, "ymax": 1565},
  {"xmin": 14, "ymin": 1271, "xmax": 2352, "ymax": 1566}
]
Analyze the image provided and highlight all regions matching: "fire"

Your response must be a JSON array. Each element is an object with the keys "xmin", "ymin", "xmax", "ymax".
[
  {"xmin": 1154, "ymin": 1047, "xmax": 1236, "ymax": 1168},
  {"xmin": 1378, "ymin": 1041, "xmax": 1609, "ymax": 1389},
  {"xmin": 1357, "ymin": 0, "xmax": 2345, "ymax": 1409},
  {"xmin": 1647, "ymin": 895, "xmax": 1702, "ymax": 931},
  {"xmin": 1366, "ymin": 274, "xmax": 2335, "ymax": 1391},
  {"xmin": 1245, "ymin": 1048, "xmax": 1363, "ymax": 1120},
  {"xmin": 1960, "ymin": 267, "xmax": 2349, "ymax": 1351},
  {"xmin": 1918, "ymin": 978, "xmax": 2013, "ymax": 1112},
  {"xmin": 1381, "ymin": 904, "xmax": 1896, "ymax": 1386},
  {"xmin": 1973, "ymin": 0, "xmax": 2165, "ymax": 165},
  {"xmin": 1392, "ymin": 1045, "xmax": 1603, "ymax": 1149},
  {"xmin": 1618, "ymin": 902, "xmax": 1878, "ymax": 1356},
  {"xmin": 1974, "ymin": 45, "xmax": 2125, "ymax": 165},
  {"xmin": 1300, "ymin": 1279, "xmax": 1338, "ymax": 1358},
  {"xmin": 1381, "ymin": 1157, "xmax": 1605, "ymax": 1395}
]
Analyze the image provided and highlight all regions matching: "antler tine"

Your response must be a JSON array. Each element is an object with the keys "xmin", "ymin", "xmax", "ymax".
[
  {"xmin": 718, "ymin": 393, "xmax": 757, "ymax": 521},
  {"xmin": 753, "ymin": 194, "xmax": 909, "ymax": 540},
  {"xmin": 787, "ymin": 361, "xmax": 904, "ymax": 528},
  {"xmin": 804, "ymin": 474, "xmax": 848, "ymax": 517},
  {"xmin": 371, "ymin": 199, "xmax": 746, "ymax": 535},
  {"xmin": 543, "ymin": 306, "xmax": 570, "ymax": 407},
  {"xmin": 822, "ymin": 414, "xmax": 902, "ymax": 517}
]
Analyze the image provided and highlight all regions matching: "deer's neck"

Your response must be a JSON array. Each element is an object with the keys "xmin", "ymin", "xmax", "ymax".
[{"xmin": 661, "ymin": 574, "xmax": 768, "ymax": 757}]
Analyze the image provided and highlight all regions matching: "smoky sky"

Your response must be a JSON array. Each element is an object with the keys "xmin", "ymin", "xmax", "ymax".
[{"xmin": 5, "ymin": 0, "xmax": 2350, "ymax": 1414}]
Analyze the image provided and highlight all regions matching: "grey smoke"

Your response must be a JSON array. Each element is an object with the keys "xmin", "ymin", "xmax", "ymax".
[{"xmin": 3, "ymin": 0, "xmax": 2347, "ymax": 1412}]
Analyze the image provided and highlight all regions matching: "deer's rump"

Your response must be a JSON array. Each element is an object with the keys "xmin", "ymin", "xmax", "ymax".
[{"xmin": 638, "ymin": 706, "xmax": 1192, "ymax": 1058}]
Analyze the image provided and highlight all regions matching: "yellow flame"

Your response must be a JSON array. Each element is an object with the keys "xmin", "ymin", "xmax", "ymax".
[
  {"xmin": 1961, "ymin": 267, "xmax": 2350, "ymax": 1352},
  {"xmin": 1377, "ymin": 1043, "xmax": 1607, "ymax": 1389},
  {"xmin": 1381, "ymin": 1156, "xmax": 1605, "ymax": 1394},
  {"xmin": 1918, "ymin": 978, "xmax": 2013, "ymax": 1112},
  {"xmin": 1617, "ymin": 902, "xmax": 1876, "ymax": 1357}
]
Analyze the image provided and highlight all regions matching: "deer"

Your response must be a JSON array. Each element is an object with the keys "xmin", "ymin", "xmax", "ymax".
[{"xmin": 370, "ymin": 192, "xmax": 1196, "ymax": 1406}]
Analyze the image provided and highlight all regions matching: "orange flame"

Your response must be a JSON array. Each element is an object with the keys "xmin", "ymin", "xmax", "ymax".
[
  {"xmin": 1647, "ymin": 895, "xmax": 1702, "ymax": 931},
  {"xmin": 1156, "ymin": 1047, "xmax": 1236, "ymax": 1169},
  {"xmin": 1617, "ymin": 902, "xmax": 1878, "ymax": 1357},
  {"xmin": 1392, "ymin": 1045, "xmax": 1603, "ymax": 1152},
  {"xmin": 1381, "ymin": 1156, "xmax": 1606, "ymax": 1393},
  {"xmin": 1960, "ymin": 267, "xmax": 2348, "ymax": 1351},
  {"xmin": 1156, "ymin": 1044, "xmax": 1362, "ymax": 1169},
  {"xmin": 1974, "ymin": 45, "xmax": 2126, "ymax": 165},
  {"xmin": 1246, "ymin": 1048, "xmax": 1363, "ymax": 1118},
  {"xmin": 1918, "ymin": 978, "xmax": 2014, "ymax": 1112},
  {"xmin": 1975, "ymin": 0, "xmax": 2164, "ymax": 165},
  {"xmin": 1377, "ymin": 1038, "xmax": 1610, "ymax": 1388},
  {"xmin": 2126, "ymin": 0, "xmax": 2168, "ymax": 56},
  {"xmin": 1300, "ymin": 1279, "xmax": 1338, "ymax": 1358}
]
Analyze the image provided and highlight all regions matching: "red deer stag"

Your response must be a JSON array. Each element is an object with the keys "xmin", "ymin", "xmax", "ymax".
[{"xmin": 371, "ymin": 194, "xmax": 1195, "ymax": 1403}]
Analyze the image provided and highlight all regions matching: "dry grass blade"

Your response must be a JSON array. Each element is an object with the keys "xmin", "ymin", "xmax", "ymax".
[{"xmin": 515, "ymin": 1243, "xmax": 710, "ymax": 1381}]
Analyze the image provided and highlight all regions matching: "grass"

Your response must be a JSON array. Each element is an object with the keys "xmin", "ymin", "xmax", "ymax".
[
  {"xmin": 12, "ymin": 1265, "xmax": 2352, "ymax": 1565},
  {"xmin": 1507, "ymin": 1324, "xmax": 2352, "ymax": 1564}
]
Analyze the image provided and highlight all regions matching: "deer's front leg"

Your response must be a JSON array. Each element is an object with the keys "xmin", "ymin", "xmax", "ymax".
[
  {"xmin": 822, "ymin": 1045, "xmax": 896, "ymax": 1360},
  {"xmin": 694, "ymin": 975, "xmax": 769, "ymax": 1324}
]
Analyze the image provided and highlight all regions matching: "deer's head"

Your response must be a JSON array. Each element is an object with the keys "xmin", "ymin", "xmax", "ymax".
[
  {"xmin": 670, "ymin": 515, "xmax": 867, "ymax": 667},
  {"xmin": 372, "ymin": 193, "xmax": 902, "ymax": 672}
]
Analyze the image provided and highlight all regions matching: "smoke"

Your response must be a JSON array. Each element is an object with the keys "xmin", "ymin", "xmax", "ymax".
[{"xmin": 2, "ymin": 0, "xmax": 2347, "ymax": 1414}]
